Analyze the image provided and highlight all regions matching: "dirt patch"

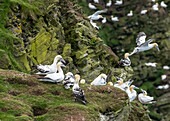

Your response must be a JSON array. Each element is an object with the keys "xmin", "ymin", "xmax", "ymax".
[
  {"xmin": 32, "ymin": 106, "xmax": 48, "ymax": 116},
  {"xmin": 8, "ymin": 90, "xmax": 20, "ymax": 96}
]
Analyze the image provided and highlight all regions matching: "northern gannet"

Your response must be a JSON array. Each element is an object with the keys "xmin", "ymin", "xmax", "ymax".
[
  {"xmin": 89, "ymin": 3, "xmax": 97, "ymax": 9},
  {"xmin": 152, "ymin": 3, "xmax": 159, "ymax": 11},
  {"xmin": 124, "ymin": 85, "xmax": 139, "ymax": 102},
  {"xmin": 106, "ymin": 0, "xmax": 112, "ymax": 7},
  {"xmin": 156, "ymin": 84, "xmax": 169, "ymax": 90},
  {"xmin": 161, "ymin": 1, "xmax": 167, "ymax": 8},
  {"xmin": 38, "ymin": 62, "xmax": 65, "ymax": 83},
  {"xmin": 152, "ymin": 0, "xmax": 155, "ymax": 2},
  {"xmin": 90, "ymin": 19, "xmax": 99, "ymax": 30},
  {"xmin": 111, "ymin": 15, "xmax": 119, "ymax": 21},
  {"xmin": 114, "ymin": 77, "xmax": 134, "ymax": 90},
  {"xmin": 127, "ymin": 10, "xmax": 133, "ymax": 17},
  {"xmin": 140, "ymin": 10, "xmax": 148, "ymax": 15},
  {"xmin": 145, "ymin": 62, "xmax": 157, "ymax": 67},
  {"xmin": 129, "ymin": 39, "xmax": 160, "ymax": 56},
  {"xmin": 34, "ymin": 55, "xmax": 65, "ymax": 75},
  {"xmin": 138, "ymin": 89, "xmax": 156, "ymax": 104},
  {"xmin": 102, "ymin": 17, "xmax": 107, "ymax": 24},
  {"xmin": 136, "ymin": 32, "xmax": 146, "ymax": 46},
  {"xmin": 118, "ymin": 53, "xmax": 131, "ymax": 66},
  {"xmin": 91, "ymin": 73, "xmax": 107, "ymax": 85},
  {"xmin": 163, "ymin": 66, "xmax": 170, "ymax": 70},
  {"xmin": 94, "ymin": 0, "xmax": 99, "ymax": 3},
  {"xmin": 80, "ymin": 79, "xmax": 86, "ymax": 84},
  {"xmin": 88, "ymin": 9, "xmax": 108, "ymax": 20},
  {"xmin": 161, "ymin": 75, "xmax": 167, "ymax": 80},
  {"xmin": 115, "ymin": 0, "xmax": 123, "ymax": 5},
  {"xmin": 63, "ymin": 72, "xmax": 75, "ymax": 89},
  {"xmin": 73, "ymin": 74, "xmax": 88, "ymax": 105}
]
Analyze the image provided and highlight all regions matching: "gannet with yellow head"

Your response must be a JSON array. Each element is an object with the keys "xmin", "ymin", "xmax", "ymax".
[
  {"xmin": 91, "ymin": 73, "xmax": 107, "ymax": 86},
  {"xmin": 129, "ymin": 39, "xmax": 160, "ymax": 56},
  {"xmin": 152, "ymin": 3, "xmax": 159, "ymax": 11},
  {"xmin": 141, "ymin": 10, "xmax": 148, "ymax": 15},
  {"xmin": 115, "ymin": 0, "xmax": 123, "ymax": 5},
  {"xmin": 88, "ymin": 9, "xmax": 108, "ymax": 21},
  {"xmin": 106, "ymin": 0, "xmax": 112, "ymax": 7},
  {"xmin": 72, "ymin": 74, "xmax": 88, "ymax": 105},
  {"xmin": 127, "ymin": 10, "xmax": 133, "ymax": 17},
  {"xmin": 111, "ymin": 15, "xmax": 119, "ymax": 21},
  {"xmin": 38, "ymin": 62, "xmax": 65, "ymax": 83},
  {"xmin": 34, "ymin": 55, "xmax": 66, "ymax": 75},
  {"xmin": 124, "ymin": 85, "xmax": 139, "ymax": 102},
  {"xmin": 119, "ymin": 53, "xmax": 131, "ymax": 66},
  {"xmin": 138, "ymin": 89, "xmax": 156, "ymax": 104},
  {"xmin": 88, "ymin": 3, "xmax": 97, "ymax": 9}
]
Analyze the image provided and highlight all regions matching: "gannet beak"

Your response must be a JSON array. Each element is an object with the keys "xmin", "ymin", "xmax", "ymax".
[
  {"xmin": 60, "ymin": 58, "xmax": 66, "ymax": 64},
  {"xmin": 134, "ymin": 87, "xmax": 139, "ymax": 89},
  {"xmin": 61, "ymin": 64, "xmax": 66, "ymax": 68},
  {"xmin": 155, "ymin": 46, "xmax": 160, "ymax": 51}
]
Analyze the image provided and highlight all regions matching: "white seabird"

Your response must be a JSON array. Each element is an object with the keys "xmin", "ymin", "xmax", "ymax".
[
  {"xmin": 156, "ymin": 84, "xmax": 169, "ymax": 90},
  {"xmin": 106, "ymin": 0, "xmax": 112, "ymax": 7},
  {"xmin": 63, "ymin": 72, "xmax": 75, "ymax": 89},
  {"xmin": 152, "ymin": 3, "xmax": 159, "ymax": 11},
  {"xmin": 152, "ymin": 0, "xmax": 155, "ymax": 2},
  {"xmin": 90, "ymin": 19, "xmax": 99, "ymax": 30},
  {"xmin": 34, "ymin": 55, "xmax": 65, "ymax": 75},
  {"xmin": 89, "ymin": 3, "xmax": 97, "ymax": 9},
  {"xmin": 107, "ymin": 82, "xmax": 113, "ymax": 86},
  {"xmin": 163, "ymin": 66, "xmax": 170, "ymax": 70},
  {"xmin": 118, "ymin": 53, "xmax": 131, "ymax": 66},
  {"xmin": 136, "ymin": 32, "xmax": 147, "ymax": 46},
  {"xmin": 145, "ymin": 62, "xmax": 157, "ymax": 67},
  {"xmin": 88, "ymin": 9, "xmax": 108, "ymax": 21},
  {"xmin": 124, "ymin": 85, "xmax": 139, "ymax": 102},
  {"xmin": 102, "ymin": 17, "xmax": 107, "ymax": 24},
  {"xmin": 91, "ymin": 73, "xmax": 107, "ymax": 85},
  {"xmin": 138, "ymin": 89, "xmax": 156, "ymax": 104},
  {"xmin": 129, "ymin": 39, "xmax": 160, "ymax": 56},
  {"xmin": 73, "ymin": 74, "xmax": 88, "ymax": 105},
  {"xmin": 160, "ymin": 1, "xmax": 167, "ymax": 8},
  {"xmin": 115, "ymin": 0, "xmax": 123, "ymax": 5},
  {"xmin": 161, "ymin": 75, "xmax": 167, "ymax": 80},
  {"xmin": 111, "ymin": 15, "xmax": 119, "ymax": 21},
  {"xmin": 141, "ymin": 10, "xmax": 148, "ymax": 15},
  {"xmin": 127, "ymin": 10, "xmax": 133, "ymax": 17},
  {"xmin": 94, "ymin": 0, "xmax": 99, "ymax": 3},
  {"xmin": 38, "ymin": 62, "xmax": 65, "ymax": 83}
]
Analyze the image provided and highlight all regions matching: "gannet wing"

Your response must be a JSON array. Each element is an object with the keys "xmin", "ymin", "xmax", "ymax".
[
  {"xmin": 140, "ymin": 39, "xmax": 154, "ymax": 46},
  {"xmin": 93, "ymin": 9, "xmax": 108, "ymax": 16}
]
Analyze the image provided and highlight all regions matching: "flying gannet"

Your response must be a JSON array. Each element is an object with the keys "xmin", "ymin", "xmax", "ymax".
[
  {"xmin": 88, "ymin": 9, "xmax": 108, "ymax": 20},
  {"xmin": 136, "ymin": 32, "xmax": 147, "ymax": 46}
]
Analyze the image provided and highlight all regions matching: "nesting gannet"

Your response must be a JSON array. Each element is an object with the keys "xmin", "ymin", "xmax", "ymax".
[
  {"xmin": 163, "ymin": 66, "xmax": 170, "ymax": 70},
  {"xmin": 118, "ymin": 53, "xmax": 131, "ymax": 66},
  {"xmin": 107, "ymin": 82, "xmax": 113, "ymax": 86},
  {"xmin": 80, "ymin": 79, "xmax": 86, "ymax": 84},
  {"xmin": 91, "ymin": 73, "xmax": 107, "ymax": 85},
  {"xmin": 141, "ymin": 10, "xmax": 148, "ymax": 15},
  {"xmin": 115, "ymin": 0, "xmax": 123, "ymax": 5},
  {"xmin": 94, "ymin": 0, "xmax": 99, "ymax": 3},
  {"xmin": 63, "ymin": 72, "xmax": 75, "ymax": 89},
  {"xmin": 124, "ymin": 85, "xmax": 139, "ymax": 102},
  {"xmin": 34, "ymin": 55, "xmax": 65, "ymax": 75},
  {"xmin": 106, "ymin": 0, "xmax": 112, "ymax": 7},
  {"xmin": 156, "ymin": 84, "xmax": 169, "ymax": 90},
  {"xmin": 88, "ymin": 9, "xmax": 107, "ymax": 20},
  {"xmin": 114, "ymin": 77, "xmax": 134, "ymax": 90},
  {"xmin": 89, "ymin": 3, "xmax": 97, "ymax": 9},
  {"xmin": 111, "ymin": 15, "xmax": 119, "ymax": 21},
  {"xmin": 102, "ymin": 17, "xmax": 107, "ymax": 24},
  {"xmin": 90, "ymin": 19, "xmax": 99, "ymax": 30},
  {"xmin": 161, "ymin": 1, "xmax": 167, "ymax": 8},
  {"xmin": 145, "ymin": 62, "xmax": 157, "ymax": 67},
  {"xmin": 129, "ymin": 39, "xmax": 160, "ymax": 56},
  {"xmin": 136, "ymin": 32, "xmax": 147, "ymax": 46},
  {"xmin": 138, "ymin": 89, "xmax": 156, "ymax": 104},
  {"xmin": 38, "ymin": 62, "xmax": 65, "ymax": 83},
  {"xmin": 73, "ymin": 74, "xmax": 88, "ymax": 105},
  {"xmin": 127, "ymin": 10, "xmax": 133, "ymax": 17},
  {"xmin": 152, "ymin": 0, "xmax": 155, "ymax": 2},
  {"xmin": 161, "ymin": 75, "xmax": 167, "ymax": 80},
  {"xmin": 152, "ymin": 3, "xmax": 159, "ymax": 11}
]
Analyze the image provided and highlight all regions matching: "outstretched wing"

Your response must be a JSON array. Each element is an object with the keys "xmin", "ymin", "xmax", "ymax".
[
  {"xmin": 93, "ymin": 9, "xmax": 108, "ymax": 16},
  {"xmin": 140, "ymin": 39, "xmax": 154, "ymax": 47}
]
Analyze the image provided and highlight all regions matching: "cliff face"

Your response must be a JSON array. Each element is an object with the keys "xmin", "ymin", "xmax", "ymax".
[{"xmin": 78, "ymin": 0, "xmax": 170, "ymax": 120}]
